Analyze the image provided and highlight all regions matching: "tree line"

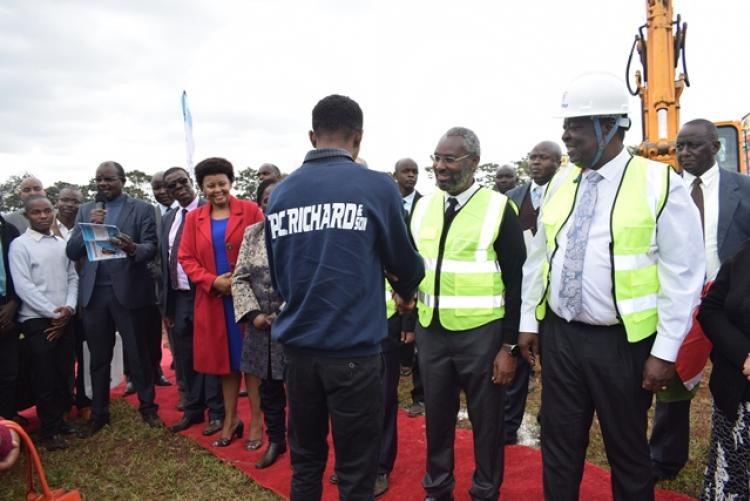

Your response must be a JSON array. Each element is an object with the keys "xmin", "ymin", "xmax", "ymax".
[{"xmin": 0, "ymin": 167, "xmax": 261, "ymax": 213}]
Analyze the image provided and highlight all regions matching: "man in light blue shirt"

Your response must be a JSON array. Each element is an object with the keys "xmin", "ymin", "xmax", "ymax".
[{"xmin": 9, "ymin": 195, "xmax": 78, "ymax": 450}]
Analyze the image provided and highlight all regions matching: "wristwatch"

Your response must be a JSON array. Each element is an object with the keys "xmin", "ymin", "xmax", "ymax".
[{"xmin": 502, "ymin": 343, "xmax": 520, "ymax": 357}]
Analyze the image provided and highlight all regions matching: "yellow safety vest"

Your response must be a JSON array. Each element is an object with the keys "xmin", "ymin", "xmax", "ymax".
[
  {"xmin": 411, "ymin": 186, "xmax": 508, "ymax": 330},
  {"xmin": 535, "ymin": 156, "xmax": 670, "ymax": 342}
]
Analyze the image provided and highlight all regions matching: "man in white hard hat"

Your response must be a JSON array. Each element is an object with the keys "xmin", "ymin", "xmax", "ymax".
[{"xmin": 518, "ymin": 73, "xmax": 705, "ymax": 500}]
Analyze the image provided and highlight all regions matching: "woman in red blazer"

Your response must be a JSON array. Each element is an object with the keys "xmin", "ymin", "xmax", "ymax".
[{"xmin": 179, "ymin": 157, "xmax": 264, "ymax": 448}]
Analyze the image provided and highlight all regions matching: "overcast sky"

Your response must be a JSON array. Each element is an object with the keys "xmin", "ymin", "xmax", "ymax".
[{"xmin": 1, "ymin": 0, "xmax": 748, "ymax": 194}]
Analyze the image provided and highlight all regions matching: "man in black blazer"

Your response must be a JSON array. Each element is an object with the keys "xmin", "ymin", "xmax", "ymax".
[
  {"xmin": 504, "ymin": 141, "xmax": 561, "ymax": 444},
  {"xmin": 393, "ymin": 158, "xmax": 425, "ymax": 419},
  {"xmin": 66, "ymin": 161, "xmax": 161, "ymax": 436},
  {"xmin": 650, "ymin": 119, "xmax": 750, "ymax": 479},
  {"xmin": 0, "ymin": 215, "xmax": 20, "ymax": 421},
  {"xmin": 160, "ymin": 167, "xmax": 224, "ymax": 435}
]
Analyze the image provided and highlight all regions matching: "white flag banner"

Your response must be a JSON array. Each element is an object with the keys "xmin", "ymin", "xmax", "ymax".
[{"xmin": 182, "ymin": 90, "xmax": 195, "ymax": 169}]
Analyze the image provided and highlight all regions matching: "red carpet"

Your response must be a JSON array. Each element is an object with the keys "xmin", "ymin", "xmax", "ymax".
[{"xmin": 117, "ymin": 349, "xmax": 695, "ymax": 500}]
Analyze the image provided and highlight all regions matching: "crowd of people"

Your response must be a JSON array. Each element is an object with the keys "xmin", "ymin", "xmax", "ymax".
[{"xmin": 1, "ymin": 76, "xmax": 750, "ymax": 501}]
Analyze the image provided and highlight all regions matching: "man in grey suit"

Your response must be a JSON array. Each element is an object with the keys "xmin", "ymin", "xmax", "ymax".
[
  {"xmin": 504, "ymin": 141, "xmax": 561, "ymax": 444},
  {"xmin": 650, "ymin": 119, "xmax": 750, "ymax": 479},
  {"xmin": 66, "ymin": 161, "xmax": 162, "ymax": 436},
  {"xmin": 160, "ymin": 167, "xmax": 224, "ymax": 435}
]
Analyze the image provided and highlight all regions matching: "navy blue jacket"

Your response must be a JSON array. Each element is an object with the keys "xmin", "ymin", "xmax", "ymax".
[{"xmin": 265, "ymin": 149, "xmax": 425, "ymax": 357}]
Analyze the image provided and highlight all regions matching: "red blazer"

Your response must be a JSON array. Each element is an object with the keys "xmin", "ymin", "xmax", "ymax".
[{"xmin": 178, "ymin": 195, "xmax": 263, "ymax": 374}]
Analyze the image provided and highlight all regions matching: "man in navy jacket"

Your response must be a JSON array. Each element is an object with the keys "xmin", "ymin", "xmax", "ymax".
[{"xmin": 265, "ymin": 94, "xmax": 424, "ymax": 500}]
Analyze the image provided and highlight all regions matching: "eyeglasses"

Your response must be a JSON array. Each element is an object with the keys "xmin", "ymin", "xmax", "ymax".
[
  {"xmin": 430, "ymin": 154, "xmax": 472, "ymax": 165},
  {"xmin": 95, "ymin": 176, "xmax": 121, "ymax": 183},
  {"xmin": 166, "ymin": 177, "xmax": 190, "ymax": 190}
]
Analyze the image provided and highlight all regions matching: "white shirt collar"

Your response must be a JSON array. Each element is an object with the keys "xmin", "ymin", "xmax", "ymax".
[
  {"xmin": 402, "ymin": 191, "xmax": 416, "ymax": 204},
  {"xmin": 25, "ymin": 227, "xmax": 56, "ymax": 242},
  {"xmin": 445, "ymin": 181, "xmax": 481, "ymax": 210},
  {"xmin": 180, "ymin": 197, "xmax": 200, "ymax": 212},
  {"xmin": 682, "ymin": 162, "xmax": 719, "ymax": 188},
  {"xmin": 584, "ymin": 147, "xmax": 630, "ymax": 182}
]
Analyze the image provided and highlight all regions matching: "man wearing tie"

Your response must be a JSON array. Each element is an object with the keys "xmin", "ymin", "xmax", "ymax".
[
  {"xmin": 411, "ymin": 127, "xmax": 525, "ymax": 501},
  {"xmin": 66, "ymin": 161, "xmax": 162, "ymax": 436},
  {"xmin": 161, "ymin": 167, "xmax": 224, "ymax": 436},
  {"xmin": 650, "ymin": 119, "xmax": 750, "ymax": 480},
  {"xmin": 504, "ymin": 141, "xmax": 561, "ymax": 444},
  {"xmin": 518, "ymin": 73, "xmax": 705, "ymax": 500}
]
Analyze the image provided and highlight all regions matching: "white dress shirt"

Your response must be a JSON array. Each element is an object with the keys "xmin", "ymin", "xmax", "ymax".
[
  {"xmin": 682, "ymin": 163, "xmax": 720, "ymax": 281},
  {"xmin": 9, "ymin": 228, "xmax": 78, "ymax": 322},
  {"xmin": 56, "ymin": 219, "xmax": 74, "ymax": 241},
  {"xmin": 159, "ymin": 200, "xmax": 179, "ymax": 217},
  {"xmin": 529, "ymin": 180, "xmax": 547, "ymax": 210},
  {"xmin": 403, "ymin": 190, "xmax": 417, "ymax": 215},
  {"xmin": 168, "ymin": 197, "xmax": 200, "ymax": 290},
  {"xmin": 520, "ymin": 148, "xmax": 705, "ymax": 361}
]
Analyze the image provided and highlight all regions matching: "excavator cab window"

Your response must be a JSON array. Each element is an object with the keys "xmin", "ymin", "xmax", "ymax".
[{"xmin": 717, "ymin": 124, "xmax": 741, "ymax": 173}]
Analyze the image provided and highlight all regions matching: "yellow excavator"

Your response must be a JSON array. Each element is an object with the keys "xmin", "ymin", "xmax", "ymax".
[{"xmin": 626, "ymin": 0, "xmax": 749, "ymax": 173}]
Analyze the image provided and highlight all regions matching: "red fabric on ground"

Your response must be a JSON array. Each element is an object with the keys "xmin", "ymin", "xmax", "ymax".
[{"xmin": 115, "ymin": 349, "xmax": 695, "ymax": 500}]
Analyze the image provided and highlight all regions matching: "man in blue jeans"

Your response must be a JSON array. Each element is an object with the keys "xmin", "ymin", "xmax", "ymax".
[{"xmin": 265, "ymin": 94, "xmax": 424, "ymax": 500}]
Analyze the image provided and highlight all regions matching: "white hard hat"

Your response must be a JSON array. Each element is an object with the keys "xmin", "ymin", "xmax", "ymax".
[{"xmin": 558, "ymin": 72, "xmax": 630, "ymax": 119}]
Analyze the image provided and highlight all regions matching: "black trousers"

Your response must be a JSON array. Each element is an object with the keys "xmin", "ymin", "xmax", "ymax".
[
  {"xmin": 172, "ymin": 290, "xmax": 223, "ymax": 422},
  {"xmin": 63, "ymin": 315, "xmax": 90, "ymax": 411},
  {"xmin": 540, "ymin": 311, "xmax": 654, "ymax": 501},
  {"xmin": 0, "ymin": 299, "xmax": 19, "ymax": 419},
  {"xmin": 649, "ymin": 399, "xmax": 690, "ymax": 476},
  {"xmin": 380, "ymin": 315, "xmax": 403, "ymax": 475},
  {"xmin": 83, "ymin": 285, "xmax": 157, "ymax": 422},
  {"xmin": 417, "ymin": 319, "xmax": 506, "ymax": 501},
  {"xmin": 504, "ymin": 355, "xmax": 530, "ymax": 441},
  {"xmin": 23, "ymin": 318, "xmax": 74, "ymax": 437},
  {"xmin": 260, "ymin": 378, "xmax": 286, "ymax": 445},
  {"xmin": 285, "ymin": 349, "xmax": 383, "ymax": 501}
]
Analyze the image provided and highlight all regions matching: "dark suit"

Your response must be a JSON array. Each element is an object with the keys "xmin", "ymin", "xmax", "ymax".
[
  {"xmin": 504, "ymin": 184, "xmax": 536, "ymax": 443},
  {"xmin": 66, "ymin": 194, "xmax": 159, "ymax": 422},
  {"xmin": 399, "ymin": 191, "xmax": 424, "ymax": 406},
  {"xmin": 650, "ymin": 167, "xmax": 750, "ymax": 476},
  {"xmin": 0, "ymin": 215, "xmax": 20, "ymax": 419},
  {"xmin": 161, "ymin": 199, "xmax": 223, "ymax": 423}
]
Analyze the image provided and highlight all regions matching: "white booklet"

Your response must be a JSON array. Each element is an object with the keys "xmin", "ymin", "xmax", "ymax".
[{"xmin": 78, "ymin": 223, "xmax": 127, "ymax": 261}]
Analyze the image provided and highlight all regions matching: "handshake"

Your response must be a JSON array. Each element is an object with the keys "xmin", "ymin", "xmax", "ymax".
[{"xmin": 392, "ymin": 292, "xmax": 416, "ymax": 315}]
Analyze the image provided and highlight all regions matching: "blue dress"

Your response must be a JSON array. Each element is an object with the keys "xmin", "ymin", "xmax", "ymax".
[{"xmin": 211, "ymin": 218, "xmax": 242, "ymax": 371}]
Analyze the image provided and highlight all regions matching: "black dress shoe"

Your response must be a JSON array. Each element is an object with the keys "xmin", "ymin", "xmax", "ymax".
[
  {"xmin": 142, "ymin": 413, "xmax": 164, "ymax": 428},
  {"xmin": 202, "ymin": 419, "xmax": 223, "ymax": 436},
  {"xmin": 168, "ymin": 415, "xmax": 203, "ymax": 433},
  {"xmin": 155, "ymin": 374, "xmax": 172, "ymax": 386},
  {"xmin": 424, "ymin": 495, "xmax": 453, "ymax": 501},
  {"xmin": 255, "ymin": 442, "xmax": 286, "ymax": 469},
  {"xmin": 76, "ymin": 419, "xmax": 109, "ymax": 438},
  {"xmin": 39, "ymin": 434, "xmax": 68, "ymax": 451},
  {"xmin": 123, "ymin": 381, "xmax": 135, "ymax": 396}
]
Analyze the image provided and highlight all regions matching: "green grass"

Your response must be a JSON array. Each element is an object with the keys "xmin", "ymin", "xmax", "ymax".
[
  {"xmin": 3, "ymin": 367, "xmax": 711, "ymax": 500},
  {"xmin": 2, "ymin": 399, "xmax": 281, "ymax": 500}
]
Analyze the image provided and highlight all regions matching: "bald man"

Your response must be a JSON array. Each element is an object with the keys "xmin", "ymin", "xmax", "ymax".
[
  {"xmin": 494, "ymin": 164, "xmax": 518, "ymax": 194},
  {"xmin": 257, "ymin": 163, "xmax": 282, "ymax": 183},
  {"xmin": 5, "ymin": 176, "xmax": 46, "ymax": 233}
]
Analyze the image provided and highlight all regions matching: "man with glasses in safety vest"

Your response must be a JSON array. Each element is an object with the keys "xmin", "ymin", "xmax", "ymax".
[
  {"xmin": 410, "ymin": 126, "xmax": 526, "ymax": 501},
  {"xmin": 518, "ymin": 73, "xmax": 705, "ymax": 500}
]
